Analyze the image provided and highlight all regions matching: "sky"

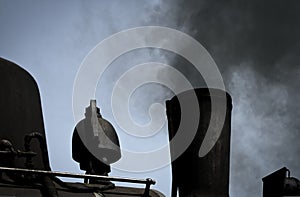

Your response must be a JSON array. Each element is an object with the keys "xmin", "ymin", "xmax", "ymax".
[{"xmin": 1, "ymin": 1, "xmax": 300, "ymax": 196}]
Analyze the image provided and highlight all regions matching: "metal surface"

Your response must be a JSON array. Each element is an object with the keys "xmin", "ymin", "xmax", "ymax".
[
  {"xmin": 0, "ymin": 57, "xmax": 164, "ymax": 197},
  {"xmin": 72, "ymin": 100, "xmax": 121, "ymax": 165},
  {"xmin": 166, "ymin": 88, "xmax": 232, "ymax": 197},
  {"xmin": 0, "ymin": 181, "xmax": 164, "ymax": 197},
  {"xmin": 72, "ymin": 100, "xmax": 121, "ymax": 181},
  {"xmin": 0, "ymin": 166, "xmax": 155, "ymax": 185},
  {"xmin": 0, "ymin": 57, "xmax": 49, "ymax": 170},
  {"xmin": 0, "ymin": 150, "xmax": 36, "ymax": 156},
  {"xmin": 262, "ymin": 167, "xmax": 300, "ymax": 197}
]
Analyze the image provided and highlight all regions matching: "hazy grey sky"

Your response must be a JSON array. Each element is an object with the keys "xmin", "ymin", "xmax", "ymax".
[{"xmin": 1, "ymin": 1, "xmax": 300, "ymax": 196}]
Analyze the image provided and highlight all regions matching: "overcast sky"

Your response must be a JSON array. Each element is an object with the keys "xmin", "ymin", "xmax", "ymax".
[{"xmin": 1, "ymin": 1, "xmax": 300, "ymax": 196}]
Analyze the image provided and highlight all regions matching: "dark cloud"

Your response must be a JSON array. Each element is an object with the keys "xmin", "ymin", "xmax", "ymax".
[
  {"xmin": 173, "ymin": 0, "xmax": 300, "ymax": 69},
  {"xmin": 154, "ymin": 0, "xmax": 300, "ymax": 196}
]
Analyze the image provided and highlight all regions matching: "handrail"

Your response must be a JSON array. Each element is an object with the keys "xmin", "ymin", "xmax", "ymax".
[{"xmin": 0, "ymin": 166, "xmax": 155, "ymax": 185}]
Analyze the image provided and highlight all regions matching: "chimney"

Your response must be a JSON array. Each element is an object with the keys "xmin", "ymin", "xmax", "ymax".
[{"xmin": 166, "ymin": 88, "xmax": 232, "ymax": 197}]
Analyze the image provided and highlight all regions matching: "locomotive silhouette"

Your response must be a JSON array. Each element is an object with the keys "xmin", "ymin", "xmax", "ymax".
[{"xmin": 1, "ymin": 57, "xmax": 296, "ymax": 197}]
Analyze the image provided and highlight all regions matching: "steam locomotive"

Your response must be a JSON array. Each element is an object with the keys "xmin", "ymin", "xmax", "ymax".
[
  {"xmin": 0, "ymin": 56, "xmax": 233, "ymax": 197},
  {"xmin": 0, "ymin": 57, "xmax": 164, "ymax": 196},
  {"xmin": 0, "ymin": 55, "xmax": 235, "ymax": 197},
  {"xmin": 2, "ymin": 57, "xmax": 297, "ymax": 197}
]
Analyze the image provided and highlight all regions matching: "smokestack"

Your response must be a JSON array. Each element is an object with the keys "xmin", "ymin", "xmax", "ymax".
[{"xmin": 166, "ymin": 88, "xmax": 232, "ymax": 197}]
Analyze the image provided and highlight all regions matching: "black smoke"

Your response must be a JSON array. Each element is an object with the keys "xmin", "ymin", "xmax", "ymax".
[{"xmin": 152, "ymin": 0, "xmax": 300, "ymax": 196}]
